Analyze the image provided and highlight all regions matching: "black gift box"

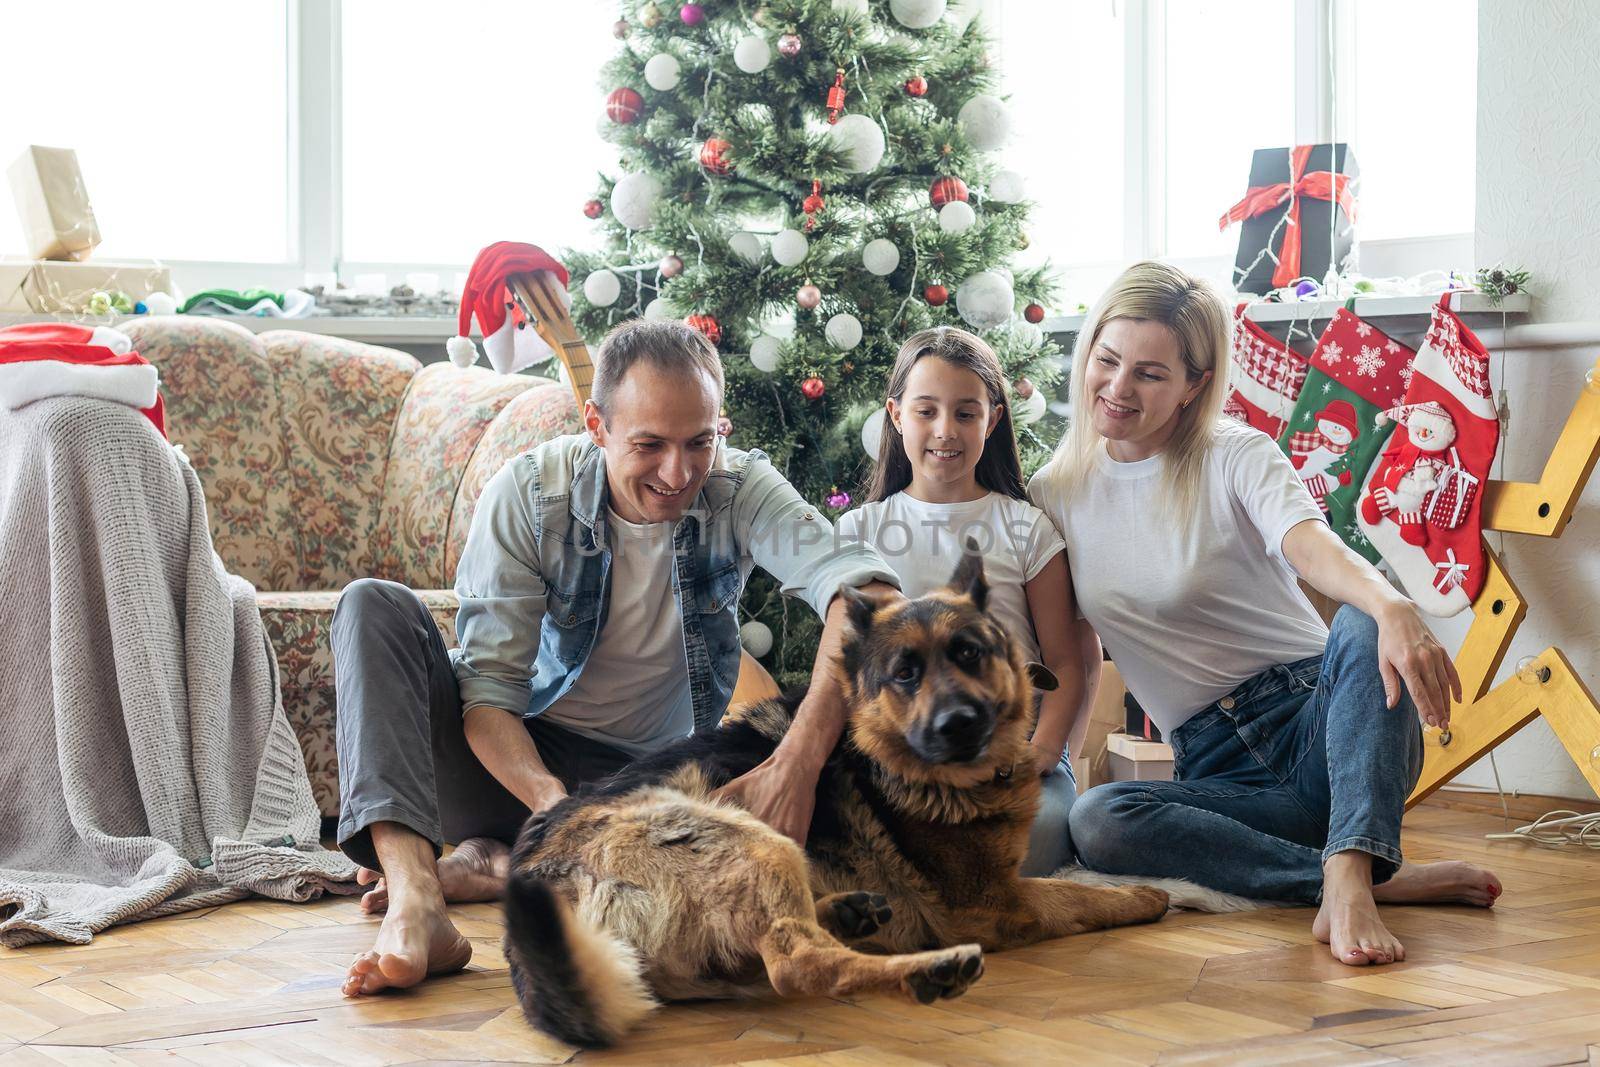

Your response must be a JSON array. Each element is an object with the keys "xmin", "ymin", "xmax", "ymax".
[{"xmin": 1228, "ymin": 142, "xmax": 1359, "ymax": 296}]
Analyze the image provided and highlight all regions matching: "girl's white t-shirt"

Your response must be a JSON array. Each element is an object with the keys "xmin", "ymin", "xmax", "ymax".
[
  {"xmin": 1027, "ymin": 420, "xmax": 1329, "ymax": 734},
  {"xmin": 837, "ymin": 490, "xmax": 1065, "ymax": 662}
]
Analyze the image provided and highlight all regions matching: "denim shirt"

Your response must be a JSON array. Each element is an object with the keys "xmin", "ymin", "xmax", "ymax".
[{"xmin": 451, "ymin": 434, "xmax": 896, "ymax": 734}]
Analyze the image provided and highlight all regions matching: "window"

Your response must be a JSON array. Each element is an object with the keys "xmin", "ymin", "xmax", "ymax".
[
  {"xmin": 0, "ymin": 1, "xmax": 289, "ymax": 264},
  {"xmin": 1163, "ymin": 1, "xmax": 1295, "ymax": 260},
  {"xmin": 1347, "ymin": 0, "xmax": 1476, "ymax": 240},
  {"xmin": 340, "ymin": 1, "xmax": 618, "ymax": 266}
]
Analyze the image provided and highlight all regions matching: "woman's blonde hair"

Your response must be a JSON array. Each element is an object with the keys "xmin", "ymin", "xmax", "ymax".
[{"xmin": 1048, "ymin": 261, "xmax": 1231, "ymax": 518}]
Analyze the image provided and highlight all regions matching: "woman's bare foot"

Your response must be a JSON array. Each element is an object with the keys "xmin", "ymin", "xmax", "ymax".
[
  {"xmin": 1373, "ymin": 860, "xmax": 1501, "ymax": 908},
  {"xmin": 343, "ymin": 885, "xmax": 473, "ymax": 997},
  {"xmin": 1313, "ymin": 852, "xmax": 1404, "ymax": 967},
  {"xmin": 359, "ymin": 837, "xmax": 510, "ymax": 914}
]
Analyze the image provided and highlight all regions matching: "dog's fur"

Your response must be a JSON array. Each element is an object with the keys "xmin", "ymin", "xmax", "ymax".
[{"xmin": 503, "ymin": 553, "xmax": 1170, "ymax": 1047}]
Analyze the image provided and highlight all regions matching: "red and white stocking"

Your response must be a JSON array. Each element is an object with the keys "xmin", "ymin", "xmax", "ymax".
[
  {"xmin": 1357, "ymin": 296, "xmax": 1498, "ymax": 616},
  {"xmin": 1223, "ymin": 304, "xmax": 1308, "ymax": 439}
]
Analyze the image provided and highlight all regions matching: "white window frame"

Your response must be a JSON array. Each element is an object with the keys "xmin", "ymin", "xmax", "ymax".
[{"xmin": 159, "ymin": 0, "xmax": 1471, "ymax": 299}]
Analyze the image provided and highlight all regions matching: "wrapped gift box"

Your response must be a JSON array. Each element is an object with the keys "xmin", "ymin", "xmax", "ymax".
[
  {"xmin": 1223, "ymin": 143, "xmax": 1358, "ymax": 296},
  {"xmin": 1106, "ymin": 732, "xmax": 1175, "ymax": 783},
  {"xmin": 1071, "ymin": 661, "xmax": 1127, "ymax": 791},
  {"xmin": 19, "ymin": 260, "xmax": 172, "ymax": 313},
  {"xmin": 0, "ymin": 259, "xmax": 32, "ymax": 313},
  {"xmin": 8, "ymin": 146, "xmax": 101, "ymax": 262}
]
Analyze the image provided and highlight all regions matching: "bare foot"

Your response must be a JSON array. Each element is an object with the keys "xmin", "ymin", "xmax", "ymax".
[
  {"xmin": 1313, "ymin": 853, "xmax": 1403, "ymax": 967},
  {"xmin": 342, "ymin": 891, "xmax": 473, "ymax": 997},
  {"xmin": 359, "ymin": 838, "xmax": 510, "ymax": 914},
  {"xmin": 1373, "ymin": 860, "xmax": 1501, "ymax": 908}
]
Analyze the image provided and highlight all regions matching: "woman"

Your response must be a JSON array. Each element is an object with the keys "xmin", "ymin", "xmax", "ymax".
[{"xmin": 1028, "ymin": 261, "xmax": 1501, "ymax": 967}]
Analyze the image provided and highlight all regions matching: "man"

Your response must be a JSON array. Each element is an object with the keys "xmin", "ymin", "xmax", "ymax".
[{"xmin": 333, "ymin": 319, "xmax": 898, "ymax": 996}]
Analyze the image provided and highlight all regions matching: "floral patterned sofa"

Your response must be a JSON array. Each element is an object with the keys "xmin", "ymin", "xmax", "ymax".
[{"xmin": 124, "ymin": 317, "xmax": 581, "ymax": 816}]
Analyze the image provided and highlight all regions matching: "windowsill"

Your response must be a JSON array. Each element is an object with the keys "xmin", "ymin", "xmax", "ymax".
[{"xmin": 0, "ymin": 311, "xmax": 463, "ymax": 347}]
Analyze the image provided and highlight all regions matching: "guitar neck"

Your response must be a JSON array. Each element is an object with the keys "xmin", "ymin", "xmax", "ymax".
[{"xmin": 507, "ymin": 271, "xmax": 594, "ymax": 409}]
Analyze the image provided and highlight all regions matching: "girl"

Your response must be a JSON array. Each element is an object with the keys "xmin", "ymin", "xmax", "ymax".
[
  {"xmin": 1028, "ymin": 261, "xmax": 1501, "ymax": 966},
  {"xmin": 839, "ymin": 326, "xmax": 1093, "ymax": 877}
]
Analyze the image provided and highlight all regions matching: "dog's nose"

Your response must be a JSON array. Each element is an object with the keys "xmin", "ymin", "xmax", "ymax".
[{"xmin": 932, "ymin": 705, "xmax": 982, "ymax": 741}]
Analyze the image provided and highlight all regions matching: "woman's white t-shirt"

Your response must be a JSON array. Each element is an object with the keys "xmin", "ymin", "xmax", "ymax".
[
  {"xmin": 837, "ymin": 490, "xmax": 1065, "ymax": 662},
  {"xmin": 1027, "ymin": 420, "xmax": 1329, "ymax": 734}
]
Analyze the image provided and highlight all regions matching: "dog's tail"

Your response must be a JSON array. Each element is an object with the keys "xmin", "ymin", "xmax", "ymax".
[{"xmin": 502, "ymin": 870, "xmax": 655, "ymax": 1048}]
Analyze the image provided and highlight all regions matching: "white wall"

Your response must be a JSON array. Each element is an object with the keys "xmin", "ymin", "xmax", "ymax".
[{"xmin": 1437, "ymin": 0, "xmax": 1600, "ymax": 800}]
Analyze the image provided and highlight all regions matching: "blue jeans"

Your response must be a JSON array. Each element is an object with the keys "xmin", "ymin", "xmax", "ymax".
[
  {"xmin": 1021, "ymin": 754, "xmax": 1078, "ymax": 877},
  {"xmin": 1068, "ymin": 607, "xmax": 1424, "ymax": 903}
]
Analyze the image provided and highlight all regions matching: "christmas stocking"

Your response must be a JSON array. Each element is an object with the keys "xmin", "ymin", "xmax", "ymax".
[
  {"xmin": 1277, "ymin": 307, "xmax": 1416, "ymax": 562},
  {"xmin": 1357, "ymin": 296, "xmax": 1498, "ymax": 616},
  {"xmin": 1223, "ymin": 304, "xmax": 1308, "ymax": 439}
]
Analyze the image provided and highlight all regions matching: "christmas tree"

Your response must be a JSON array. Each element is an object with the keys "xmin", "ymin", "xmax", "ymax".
[{"xmin": 566, "ymin": 0, "xmax": 1065, "ymax": 685}]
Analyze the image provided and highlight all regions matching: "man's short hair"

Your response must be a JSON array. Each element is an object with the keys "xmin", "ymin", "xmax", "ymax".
[{"xmin": 591, "ymin": 319, "xmax": 725, "ymax": 421}]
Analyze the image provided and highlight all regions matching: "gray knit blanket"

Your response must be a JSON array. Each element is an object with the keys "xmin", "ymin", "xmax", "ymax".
[{"xmin": 0, "ymin": 396, "xmax": 359, "ymax": 947}]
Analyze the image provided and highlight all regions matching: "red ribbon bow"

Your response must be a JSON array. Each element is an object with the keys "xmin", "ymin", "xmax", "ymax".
[{"xmin": 1218, "ymin": 145, "xmax": 1357, "ymax": 289}]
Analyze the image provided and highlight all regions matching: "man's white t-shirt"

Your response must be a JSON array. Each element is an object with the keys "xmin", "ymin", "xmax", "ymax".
[
  {"xmin": 837, "ymin": 490, "xmax": 1065, "ymax": 663},
  {"xmin": 1027, "ymin": 420, "xmax": 1329, "ymax": 735},
  {"xmin": 539, "ymin": 510, "xmax": 693, "ymax": 757}
]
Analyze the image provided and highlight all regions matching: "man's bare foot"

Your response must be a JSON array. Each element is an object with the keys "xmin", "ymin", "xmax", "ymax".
[
  {"xmin": 1313, "ymin": 852, "xmax": 1404, "ymax": 967},
  {"xmin": 343, "ymin": 890, "xmax": 473, "ymax": 997},
  {"xmin": 1373, "ymin": 860, "xmax": 1501, "ymax": 908},
  {"xmin": 359, "ymin": 838, "xmax": 510, "ymax": 914}
]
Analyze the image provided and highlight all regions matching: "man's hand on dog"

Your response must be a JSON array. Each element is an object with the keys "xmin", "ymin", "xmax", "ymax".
[{"xmin": 713, "ymin": 751, "xmax": 819, "ymax": 844}]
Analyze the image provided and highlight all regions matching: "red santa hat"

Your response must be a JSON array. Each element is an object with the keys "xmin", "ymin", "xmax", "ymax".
[
  {"xmin": 1313, "ymin": 399, "xmax": 1359, "ymax": 436},
  {"xmin": 0, "ymin": 322, "xmax": 165, "ymax": 437},
  {"xmin": 448, "ymin": 242, "xmax": 572, "ymax": 375}
]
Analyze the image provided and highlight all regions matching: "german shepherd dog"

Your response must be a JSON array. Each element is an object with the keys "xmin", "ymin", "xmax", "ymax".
[{"xmin": 502, "ymin": 552, "xmax": 1169, "ymax": 1047}]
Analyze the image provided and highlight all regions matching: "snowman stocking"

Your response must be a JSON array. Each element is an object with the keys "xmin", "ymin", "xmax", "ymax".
[
  {"xmin": 1357, "ymin": 295, "xmax": 1499, "ymax": 616},
  {"xmin": 1223, "ymin": 304, "xmax": 1308, "ymax": 439},
  {"xmin": 1278, "ymin": 307, "xmax": 1416, "ymax": 562}
]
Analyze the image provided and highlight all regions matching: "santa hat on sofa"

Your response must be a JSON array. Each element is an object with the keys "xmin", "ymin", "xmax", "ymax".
[
  {"xmin": 447, "ymin": 242, "xmax": 572, "ymax": 375},
  {"xmin": 0, "ymin": 322, "xmax": 166, "ymax": 437}
]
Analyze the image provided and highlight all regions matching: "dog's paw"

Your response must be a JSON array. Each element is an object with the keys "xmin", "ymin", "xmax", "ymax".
[
  {"xmin": 903, "ymin": 944, "xmax": 983, "ymax": 1005},
  {"xmin": 829, "ymin": 891, "xmax": 893, "ymax": 940}
]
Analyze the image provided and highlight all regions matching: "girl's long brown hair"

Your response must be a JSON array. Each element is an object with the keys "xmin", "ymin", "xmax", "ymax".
[{"xmin": 864, "ymin": 326, "xmax": 1025, "ymax": 503}]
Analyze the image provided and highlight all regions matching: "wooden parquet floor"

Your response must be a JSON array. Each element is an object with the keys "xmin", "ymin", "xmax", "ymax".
[{"xmin": 4, "ymin": 792, "xmax": 1599, "ymax": 1066}]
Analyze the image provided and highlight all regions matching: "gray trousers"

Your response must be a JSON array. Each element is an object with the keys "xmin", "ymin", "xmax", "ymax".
[{"xmin": 332, "ymin": 578, "xmax": 636, "ymax": 873}]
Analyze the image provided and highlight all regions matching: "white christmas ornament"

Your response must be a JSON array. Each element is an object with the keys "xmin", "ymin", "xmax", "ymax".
[
  {"xmin": 955, "ymin": 270, "xmax": 1014, "ymax": 330},
  {"xmin": 750, "ymin": 335, "xmax": 783, "ymax": 372},
  {"xmin": 939, "ymin": 201, "xmax": 976, "ymax": 234},
  {"xmin": 644, "ymin": 297, "xmax": 671, "ymax": 320},
  {"xmin": 610, "ymin": 172, "xmax": 662, "ymax": 230},
  {"xmin": 1011, "ymin": 320, "xmax": 1044, "ymax": 350},
  {"xmin": 834, "ymin": 0, "xmax": 870, "ymax": 14},
  {"xmin": 861, "ymin": 407, "xmax": 887, "ymax": 459},
  {"xmin": 728, "ymin": 231, "xmax": 763, "ymax": 265},
  {"xmin": 825, "ymin": 312, "xmax": 863, "ymax": 350},
  {"xmin": 862, "ymin": 238, "xmax": 900, "ymax": 276},
  {"xmin": 583, "ymin": 268, "xmax": 621, "ymax": 307},
  {"xmin": 890, "ymin": 0, "xmax": 947, "ymax": 29},
  {"xmin": 957, "ymin": 94, "xmax": 1011, "ymax": 151},
  {"xmin": 142, "ymin": 291, "xmax": 178, "ymax": 316},
  {"xmin": 827, "ymin": 113, "xmax": 886, "ymax": 173},
  {"xmin": 739, "ymin": 620, "xmax": 773, "ymax": 657},
  {"xmin": 1013, "ymin": 385, "xmax": 1048, "ymax": 425},
  {"xmin": 733, "ymin": 35, "xmax": 771, "ymax": 73},
  {"xmin": 988, "ymin": 169, "xmax": 1026, "ymax": 204},
  {"xmin": 770, "ymin": 228, "xmax": 809, "ymax": 266},
  {"xmin": 644, "ymin": 53, "xmax": 681, "ymax": 91}
]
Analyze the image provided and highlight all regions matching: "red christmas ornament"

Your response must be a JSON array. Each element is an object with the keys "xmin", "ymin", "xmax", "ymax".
[
  {"xmin": 659, "ymin": 254, "xmax": 684, "ymax": 279},
  {"xmin": 802, "ymin": 179, "xmax": 825, "ymax": 231},
  {"xmin": 606, "ymin": 87, "xmax": 644, "ymax": 125},
  {"xmin": 905, "ymin": 75, "xmax": 928, "ymax": 97},
  {"xmin": 612, "ymin": 18, "xmax": 629, "ymax": 38},
  {"xmin": 1013, "ymin": 377, "xmax": 1035, "ymax": 399},
  {"xmin": 825, "ymin": 68, "xmax": 847, "ymax": 124},
  {"xmin": 796, "ymin": 283, "xmax": 822, "ymax": 310},
  {"xmin": 801, "ymin": 376, "xmax": 826, "ymax": 400},
  {"xmin": 924, "ymin": 283, "xmax": 949, "ymax": 306},
  {"xmin": 685, "ymin": 314, "xmax": 722, "ymax": 345},
  {"xmin": 583, "ymin": 198, "xmax": 604, "ymax": 219},
  {"xmin": 929, "ymin": 176, "xmax": 968, "ymax": 208},
  {"xmin": 777, "ymin": 32, "xmax": 802, "ymax": 58},
  {"xmin": 1023, "ymin": 303, "xmax": 1045, "ymax": 324},
  {"xmin": 698, "ymin": 137, "xmax": 733, "ymax": 176}
]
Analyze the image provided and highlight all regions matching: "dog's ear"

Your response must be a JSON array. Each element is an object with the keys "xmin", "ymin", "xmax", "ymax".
[
  {"xmin": 840, "ymin": 583, "xmax": 880, "ymax": 637},
  {"xmin": 1026, "ymin": 662, "xmax": 1059, "ymax": 692},
  {"xmin": 947, "ymin": 538, "xmax": 989, "ymax": 613}
]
